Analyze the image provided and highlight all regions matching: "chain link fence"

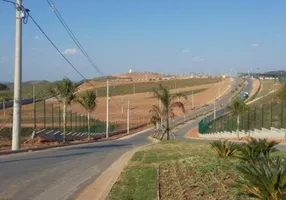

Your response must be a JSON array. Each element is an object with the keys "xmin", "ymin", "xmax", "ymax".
[
  {"xmin": 199, "ymin": 102, "xmax": 285, "ymax": 134},
  {"xmin": 0, "ymin": 100, "xmax": 150, "ymax": 140}
]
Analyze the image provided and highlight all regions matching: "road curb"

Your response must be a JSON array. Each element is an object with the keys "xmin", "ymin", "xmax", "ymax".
[
  {"xmin": 0, "ymin": 126, "xmax": 154, "ymax": 157},
  {"xmin": 76, "ymin": 142, "xmax": 157, "ymax": 200}
]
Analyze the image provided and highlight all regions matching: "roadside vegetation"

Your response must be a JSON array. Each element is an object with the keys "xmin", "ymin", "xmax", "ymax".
[
  {"xmin": 108, "ymin": 139, "xmax": 286, "ymax": 200},
  {"xmin": 150, "ymin": 84, "xmax": 187, "ymax": 140}
]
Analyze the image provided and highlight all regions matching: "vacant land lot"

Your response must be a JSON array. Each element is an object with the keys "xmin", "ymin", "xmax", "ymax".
[
  {"xmin": 107, "ymin": 141, "xmax": 286, "ymax": 200},
  {"xmin": 256, "ymin": 79, "xmax": 278, "ymax": 98},
  {"xmin": 71, "ymin": 78, "xmax": 230, "ymax": 122},
  {"xmin": 79, "ymin": 77, "xmax": 222, "ymax": 97}
]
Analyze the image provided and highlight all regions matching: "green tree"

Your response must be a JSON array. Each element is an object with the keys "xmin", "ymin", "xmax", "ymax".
[
  {"xmin": 229, "ymin": 97, "xmax": 249, "ymax": 138},
  {"xmin": 48, "ymin": 78, "xmax": 77, "ymax": 142},
  {"xmin": 153, "ymin": 84, "xmax": 187, "ymax": 140},
  {"xmin": 0, "ymin": 83, "xmax": 9, "ymax": 91},
  {"xmin": 77, "ymin": 90, "xmax": 97, "ymax": 140}
]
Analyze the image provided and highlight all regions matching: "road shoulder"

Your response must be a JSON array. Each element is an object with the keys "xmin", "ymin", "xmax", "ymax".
[{"xmin": 76, "ymin": 142, "xmax": 157, "ymax": 200}]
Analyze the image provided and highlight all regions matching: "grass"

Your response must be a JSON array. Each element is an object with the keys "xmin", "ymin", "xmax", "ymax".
[
  {"xmin": 256, "ymin": 79, "xmax": 277, "ymax": 98},
  {"xmin": 0, "ymin": 82, "xmax": 55, "ymax": 101},
  {"xmin": 87, "ymin": 78, "xmax": 222, "ymax": 97},
  {"xmin": 108, "ymin": 140, "xmax": 278, "ymax": 200}
]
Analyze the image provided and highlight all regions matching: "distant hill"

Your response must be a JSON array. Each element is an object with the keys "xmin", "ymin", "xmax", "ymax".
[
  {"xmin": 113, "ymin": 72, "xmax": 165, "ymax": 81},
  {"xmin": 2, "ymin": 80, "xmax": 52, "ymax": 89},
  {"xmin": 264, "ymin": 70, "xmax": 286, "ymax": 75}
]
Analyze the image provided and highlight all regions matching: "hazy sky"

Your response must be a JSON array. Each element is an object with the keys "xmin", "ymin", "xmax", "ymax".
[{"xmin": 1, "ymin": 0, "xmax": 286, "ymax": 81}]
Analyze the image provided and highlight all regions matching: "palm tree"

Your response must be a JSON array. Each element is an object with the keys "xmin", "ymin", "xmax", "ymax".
[
  {"xmin": 48, "ymin": 78, "xmax": 77, "ymax": 142},
  {"xmin": 77, "ymin": 90, "xmax": 97, "ymax": 140},
  {"xmin": 153, "ymin": 84, "xmax": 187, "ymax": 140},
  {"xmin": 229, "ymin": 97, "xmax": 249, "ymax": 139}
]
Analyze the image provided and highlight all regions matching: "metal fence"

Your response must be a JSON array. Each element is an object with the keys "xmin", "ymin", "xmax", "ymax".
[
  {"xmin": 199, "ymin": 102, "xmax": 286, "ymax": 134},
  {"xmin": 0, "ymin": 100, "xmax": 150, "ymax": 139}
]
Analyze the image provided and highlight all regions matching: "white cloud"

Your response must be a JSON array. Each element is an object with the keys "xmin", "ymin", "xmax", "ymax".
[
  {"xmin": 251, "ymin": 43, "xmax": 259, "ymax": 47},
  {"xmin": 192, "ymin": 56, "xmax": 204, "ymax": 62},
  {"xmin": 33, "ymin": 36, "xmax": 40, "ymax": 40},
  {"xmin": 63, "ymin": 48, "xmax": 79, "ymax": 55},
  {"xmin": 181, "ymin": 48, "xmax": 190, "ymax": 53}
]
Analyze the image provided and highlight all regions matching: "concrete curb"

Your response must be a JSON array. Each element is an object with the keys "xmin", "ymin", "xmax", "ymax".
[
  {"xmin": 0, "ymin": 126, "xmax": 153, "ymax": 157},
  {"xmin": 76, "ymin": 142, "xmax": 157, "ymax": 200}
]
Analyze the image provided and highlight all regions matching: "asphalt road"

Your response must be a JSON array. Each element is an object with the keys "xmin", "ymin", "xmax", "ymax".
[{"xmin": 0, "ymin": 77, "xmax": 250, "ymax": 200}]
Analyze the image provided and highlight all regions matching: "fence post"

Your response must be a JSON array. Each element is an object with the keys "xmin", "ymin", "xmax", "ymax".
[
  {"xmin": 241, "ymin": 114, "xmax": 244, "ymax": 131},
  {"xmin": 262, "ymin": 105, "xmax": 264, "ymax": 128},
  {"xmin": 51, "ymin": 104, "xmax": 54, "ymax": 129},
  {"xmin": 270, "ymin": 102, "xmax": 273, "ymax": 128},
  {"xmin": 44, "ymin": 100, "xmax": 46, "ymax": 129},
  {"xmin": 70, "ymin": 112, "xmax": 73, "ymax": 132},
  {"xmin": 75, "ymin": 113, "xmax": 77, "ymax": 132},
  {"xmin": 247, "ymin": 110, "xmax": 250, "ymax": 131},
  {"xmin": 281, "ymin": 104, "xmax": 284, "ymax": 129},
  {"xmin": 59, "ymin": 107, "xmax": 61, "ymax": 131},
  {"xmin": 33, "ymin": 98, "xmax": 37, "ymax": 131}
]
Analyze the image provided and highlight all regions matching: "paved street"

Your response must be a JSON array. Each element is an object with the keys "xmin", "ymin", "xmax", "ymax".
[{"xmin": 0, "ymin": 77, "xmax": 252, "ymax": 200}]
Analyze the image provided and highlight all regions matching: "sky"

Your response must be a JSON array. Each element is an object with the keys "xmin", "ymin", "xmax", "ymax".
[{"xmin": 1, "ymin": 0, "xmax": 286, "ymax": 82}]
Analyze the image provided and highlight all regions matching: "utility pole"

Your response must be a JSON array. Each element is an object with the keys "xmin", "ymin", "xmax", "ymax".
[
  {"xmin": 31, "ymin": 85, "xmax": 36, "ymax": 139},
  {"xmin": 121, "ymin": 97, "xmax": 124, "ymax": 114},
  {"xmin": 106, "ymin": 79, "xmax": 109, "ymax": 138},
  {"xmin": 127, "ymin": 99, "xmax": 130, "ymax": 134},
  {"xmin": 12, "ymin": 0, "xmax": 23, "ymax": 150}
]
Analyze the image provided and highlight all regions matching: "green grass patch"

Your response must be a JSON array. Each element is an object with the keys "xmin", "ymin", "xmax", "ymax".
[
  {"xmin": 108, "ymin": 141, "xmax": 284, "ymax": 200},
  {"xmin": 108, "ymin": 166, "xmax": 157, "ymax": 200},
  {"xmin": 0, "ymin": 82, "xmax": 55, "ymax": 101}
]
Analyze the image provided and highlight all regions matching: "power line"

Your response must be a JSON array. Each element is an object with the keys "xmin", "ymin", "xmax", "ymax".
[
  {"xmin": 29, "ymin": 14, "xmax": 89, "ymax": 82},
  {"xmin": 44, "ymin": 0, "xmax": 123, "ymax": 108},
  {"xmin": 45, "ymin": 0, "xmax": 105, "ymax": 76}
]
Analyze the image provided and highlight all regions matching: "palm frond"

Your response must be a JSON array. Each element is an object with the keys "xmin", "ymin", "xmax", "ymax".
[
  {"xmin": 229, "ymin": 97, "xmax": 249, "ymax": 116},
  {"xmin": 171, "ymin": 92, "xmax": 188, "ymax": 102},
  {"xmin": 236, "ymin": 137, "xmax": 279, "ymax": 162},
  {"xmin": 237, "ymin": 154, "xmax": 286, "ymax": 199},
  {"xmin": 47, "ymin": 77, "xmax": 77, "ymax": 104},
  {"xmin": 77, "ymin": 90, "xmax": 97, "ymax": 112},
  {"xmin": 170, "ymin": 101, "xmax": 186, "ymax": 114},
  {"xmin": 210, "ymin": 140, "xmax": 238, "ymax": 159}
]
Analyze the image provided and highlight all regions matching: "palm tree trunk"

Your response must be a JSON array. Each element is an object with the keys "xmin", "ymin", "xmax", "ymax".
[
  {"xmin": 87, "ymin": 112, "xmax": 90, "ymax": 140},
  {"xmin": 236, "ymin": 115, "xmax": 240, "ymax": 139},
  {"xmin": 166, "ymin": 109, "xmax": 170, "ymax": 140},
  {"xmin": 63, "ymin": 102, "xmax": 67, "ymax": 143}
]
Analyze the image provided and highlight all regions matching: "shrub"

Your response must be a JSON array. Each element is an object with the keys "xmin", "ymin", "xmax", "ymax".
[
  {"xmin": 210, "ymin": 140, "xmax": 238, "ymax": 159},
  {"xmin": 236, "ymin": 138, "xmax": 278, "ymax": 162},
  {"xmin": 237, "ymin": 154, "xmax": 286, "ymax": 200}
]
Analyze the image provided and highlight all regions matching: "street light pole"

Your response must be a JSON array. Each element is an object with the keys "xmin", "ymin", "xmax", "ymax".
[
  {"xmin": 106, "ymin": 79, "xmax": 109, "ymax": 138},
  {"xmin": 127, "ymin": 99, "xmax": 130, "ymax": 134},
  {"xmin": 12, "ymin": 0, "xmax": 23, "ymax": 150}
]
